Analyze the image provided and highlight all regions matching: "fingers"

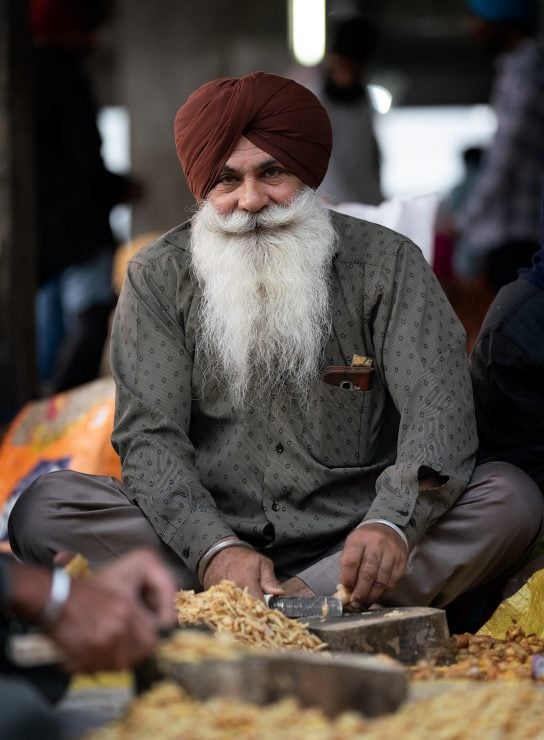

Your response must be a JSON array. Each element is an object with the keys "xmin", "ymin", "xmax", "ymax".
[
  {"xmin": 139, "ymin": 562, "xmax": 177, "ymax": 627},
  {"xmin": 341, "ymin": 537, "xmax": 364, "ymax": 595},
  {"xmin": 340, "ymin": 525, "xmax": 408, "ymax": 609},
  {"xmin": 118, "ymin": 604, "xmax": 159, "ymax": 668},
  {"xmin": 355, "ymin": 552, "xmax": 396, "ymax": 607},
  {"xmin": 203, "ymin": 547, "xmax": 278, "ymax": 600},
  {"xmin": 60, "ymin": 591, "xmax": 159, "ymax": 673},
  {"xmin": 344, "ymin": 547, "xmax": 395, "ymax": 607},
  {"xmin": 259, "ymin": 559, "xmax": 284, "ymax": 598},
  {"xmin": 99, "ymin": 549, "xmax": 176, "ymax": 628},
  {"xmin": 344, "ymin": 544, "xmax": 379, "ymax": 607}
]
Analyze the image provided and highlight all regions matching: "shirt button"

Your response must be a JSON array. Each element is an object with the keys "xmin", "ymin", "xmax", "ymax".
[
  {"xmin": 182, "ymin": 548, "xmax": 190, "ymax": 559},
  {"xmin": 271, "ymin": 500, "xmax": 280, "ymax": 512},
  {"xmin": 275, "ymin": 443, "xmax": 284, "ymax": 454},
  {"xmin": 397, "ymin": 509, "xmax": 409, "ymax": 517}
]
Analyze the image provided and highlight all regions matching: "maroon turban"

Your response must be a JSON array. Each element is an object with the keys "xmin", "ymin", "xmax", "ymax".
[{"xmin": 174, "ymin": 72, "xmax": 332, "ymax": 202}]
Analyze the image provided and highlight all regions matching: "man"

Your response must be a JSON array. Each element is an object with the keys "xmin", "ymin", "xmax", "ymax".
[
  {"xmin": 9, "ymin": 72, "xmax": 543, "ymax": 613},
  {"xmin": 471, "ymin": 229, "xmax": 544, "ymax": 492},
  {"xmin": 470, "ymin": 211, "xmax": 544, "ymax": 600},
  {"xmin": 456, "ymin": 0, "xmax": 544, "ymax": 291},
  {"xmin": 1, "ymin": 548, "xmax": 175, "ymax": 739},
  {"xmin": 31, "ymin": 0, "xmax": 141, "ymax": 394},
  {"xmin": 292, "ymin": 13, "xmax": 383, "ymax": 206}
]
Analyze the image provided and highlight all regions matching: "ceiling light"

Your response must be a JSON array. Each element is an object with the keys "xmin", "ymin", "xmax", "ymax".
[{"xmin": 288, "ymin": 0, "xmax": 326, "ymax": 67}]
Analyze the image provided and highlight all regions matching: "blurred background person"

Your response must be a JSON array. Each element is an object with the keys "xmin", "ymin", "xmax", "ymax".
[
  {"xmin": 455, "ymin": 0, "xmax": 544, "ymax": 293},
  {"xmin": 292, "ymin": 13, "xmax": 383, "ymax": 206},
  {"xmin": 471, "ymin": 227, "xmax": 544, "ymax": 494},
  {"xmin": 469, "ymin": 205, "xmax": 544, "ymax": 596},
  {"xmin": 433, "ymin": 145, "xmax": 491, "ymax": 351},
  {"xmin": 434, "ymin": 145, "xmax": 485, "ymax": 286},
  {"xmin": 31, "ymin": 0, "xmax": 141, "ymax": 396}
]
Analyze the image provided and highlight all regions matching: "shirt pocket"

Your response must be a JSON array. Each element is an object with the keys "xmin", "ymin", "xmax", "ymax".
[{"xmin": 302, "ymin": 379, "xmax": 374, "ymax": 468}]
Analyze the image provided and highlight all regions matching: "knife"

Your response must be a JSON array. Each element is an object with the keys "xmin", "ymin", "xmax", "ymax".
[{"xmin": 264, "ymin": 595, "xmax": 343, "ymax": 618}]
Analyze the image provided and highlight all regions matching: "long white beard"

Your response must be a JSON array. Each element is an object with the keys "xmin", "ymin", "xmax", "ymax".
[{"xmin": 190, "ymin": 188, "xmax": 337, "ymax": 412}]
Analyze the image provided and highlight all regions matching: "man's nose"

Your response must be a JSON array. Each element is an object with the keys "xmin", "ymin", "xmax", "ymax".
[{"xmin": 238, "ymin": 178, "xmax": 270, "ymax": 212}]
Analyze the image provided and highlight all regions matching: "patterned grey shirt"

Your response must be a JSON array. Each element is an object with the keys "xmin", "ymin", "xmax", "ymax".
[{"xmin": 111, "ymin": 211, "xmax": 476, "ymax": 574}]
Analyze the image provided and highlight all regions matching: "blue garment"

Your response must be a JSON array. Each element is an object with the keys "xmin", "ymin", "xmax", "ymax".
[
  {"xmin": 518, "ymin": 247, "xmax": 544, "ymax": 291},
  {"xmin": 36, "ymin": 251, "xmax": 114, "ymax": 385},
  {"xmin": 468, "ymin": 0, "xmax": 539, "ymax": 24}
]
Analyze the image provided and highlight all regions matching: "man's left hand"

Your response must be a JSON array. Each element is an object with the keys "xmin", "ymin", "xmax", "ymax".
[{"xmin": 339, "ymin": 524, "xmax": 408, "ymax": 609}]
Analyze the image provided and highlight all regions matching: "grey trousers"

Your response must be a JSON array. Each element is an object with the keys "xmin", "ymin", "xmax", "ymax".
[{"xmin": 8, "ymin": 462, "xmax": 544, "ymax": 608}]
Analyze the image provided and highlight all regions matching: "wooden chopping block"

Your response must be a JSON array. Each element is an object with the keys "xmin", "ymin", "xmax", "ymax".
[
  {"xmin": 153, "ymin": 651, "xmax": 408, "ymax": 718},
  {"xmin": 304, "ymin": 606, "xmax": 452, "ymax": 665}
]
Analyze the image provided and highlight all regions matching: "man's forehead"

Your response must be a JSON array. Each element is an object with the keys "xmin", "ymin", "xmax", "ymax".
[{"xmin": 222, "ymin": 136, "xmax": 279, "ymax": 171}]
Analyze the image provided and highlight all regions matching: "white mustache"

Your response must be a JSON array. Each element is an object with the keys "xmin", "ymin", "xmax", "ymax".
[{"xmin": 202, "ymin": 189, "xmax": 318, "ymax": 235}]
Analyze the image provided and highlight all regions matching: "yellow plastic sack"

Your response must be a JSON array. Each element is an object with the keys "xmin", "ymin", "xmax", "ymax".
[
  {"xmin": 0, "ymin": 377, "xmax": 121, "ymax": 553},
  {"xmin": 478, "ymin": 569, "xmax": 544, "ymax": 639}
]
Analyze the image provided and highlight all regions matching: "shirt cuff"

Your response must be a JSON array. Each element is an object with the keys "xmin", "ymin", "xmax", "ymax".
[{"xmin": 169, "ymin": 518, "xmax": 236, "ymax": 572}]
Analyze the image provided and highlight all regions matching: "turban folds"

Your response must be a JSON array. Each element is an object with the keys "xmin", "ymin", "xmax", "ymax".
[{"xmin": 174, "ymin": 72, "xmax": 332, "ymax": 202}]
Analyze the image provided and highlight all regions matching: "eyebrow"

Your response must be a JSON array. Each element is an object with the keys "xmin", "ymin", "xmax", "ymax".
[{"xmin": 220, "ymin": 158, "xmax": 282, "ymax": 176}]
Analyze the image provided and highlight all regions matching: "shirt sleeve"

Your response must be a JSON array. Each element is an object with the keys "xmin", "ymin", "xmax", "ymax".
[
  {"xmin": 364, "ymin": 240, "xmax": 477, "ymax": 548},
  {"xmin": 110, "ymin": 256, "xmax": 234, "ymax": 572}
]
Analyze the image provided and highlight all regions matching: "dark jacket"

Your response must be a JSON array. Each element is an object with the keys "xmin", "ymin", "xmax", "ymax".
[{"xmin": 471, "ymin": 278, "xmax": 544, "ymax": 489}]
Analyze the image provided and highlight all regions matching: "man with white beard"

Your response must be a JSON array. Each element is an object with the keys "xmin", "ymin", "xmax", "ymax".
[
  {"xmin": 191, "ymin": 186, "xmax": 336, "ymax": 413},
  {"xmin": 9, "ymin": 73, "xmax": 543, "ymax": 618}
]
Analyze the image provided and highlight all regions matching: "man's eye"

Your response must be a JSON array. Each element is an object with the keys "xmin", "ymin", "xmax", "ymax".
[
  {"xmin": 265, "ymin": 167, "xmax": 284, "ymax": 177},
  {"xmin": 217, "ymin": 174, "xmax": 237, "ymax": 185}
]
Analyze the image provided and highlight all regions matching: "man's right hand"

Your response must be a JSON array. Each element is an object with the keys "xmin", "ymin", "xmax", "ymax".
[
  {"xmin": 9, "ymin": 548, "xmax": 175, "ymax": 673},
  {"xmin": 202, "ymin": 546, "xmax": 283, "ymax": 600},
  {"xmin": 46, "ymin": 548, "xmax": 175, "ymax": 673},
  {"xmin": 47, "ymin": 574, "xmax": 156, "ymax": 673}
]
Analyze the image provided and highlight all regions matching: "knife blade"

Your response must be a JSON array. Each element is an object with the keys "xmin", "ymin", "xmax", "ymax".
[{"xmin": 264, "ymin": 595, "xmax": 343, "ymax": 618}]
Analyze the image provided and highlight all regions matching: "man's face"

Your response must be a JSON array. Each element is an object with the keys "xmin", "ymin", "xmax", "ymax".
[
  {"xmin": 207, "ymin": 136, "xmax": 305, "ymax": 215},
  {"xmin": 325, "ymin": 53, "xmax": 363, "ymax": 88}
]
